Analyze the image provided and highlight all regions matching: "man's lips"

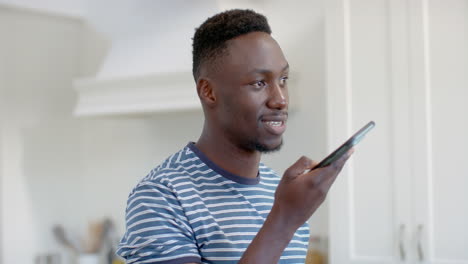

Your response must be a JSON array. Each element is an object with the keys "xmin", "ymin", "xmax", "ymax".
[
  {"xmin": 262, "ymin": 120, "xmax": 286, "ymax": 135},
  {"xmin": 261, "ymin": 113, "xmax": 288, "ymax": 135}
]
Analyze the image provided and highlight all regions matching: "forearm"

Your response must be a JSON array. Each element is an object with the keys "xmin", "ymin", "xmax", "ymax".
[{"xmin": 238, "ymin": 208, "xmax": 298, "ymax": 264}]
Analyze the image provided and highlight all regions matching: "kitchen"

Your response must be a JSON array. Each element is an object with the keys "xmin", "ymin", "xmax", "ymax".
[{"xmin": 0, "ymin": 0, "xmax": 467, "ymax": 264}]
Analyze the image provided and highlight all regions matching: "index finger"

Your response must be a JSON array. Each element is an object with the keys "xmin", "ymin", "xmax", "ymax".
[{"xmin": 309, "ymin": 148, "xmax": 354, "ymax": 188}]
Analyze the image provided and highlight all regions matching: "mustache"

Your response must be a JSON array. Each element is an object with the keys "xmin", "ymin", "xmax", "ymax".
[{"xmin": 259, "ymin": 111, "xmax": 288, "ymax": 119}]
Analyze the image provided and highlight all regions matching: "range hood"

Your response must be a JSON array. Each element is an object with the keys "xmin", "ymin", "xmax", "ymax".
[
  {"xmin": 73, "ymin": 1, "xmax": 299, "ymax": 117},
  {"xmin": 73, "ymin": 1, "xmax": 220, "ymax": 116},
  {"xmin": 74, "ymin": 71, "xmax": 199, "ymax": 116}
]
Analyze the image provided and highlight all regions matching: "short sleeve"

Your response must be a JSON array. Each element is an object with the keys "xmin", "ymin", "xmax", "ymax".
[{"xmin": 117, "ymin": 180, "xmax": 201, "ymax": 264}]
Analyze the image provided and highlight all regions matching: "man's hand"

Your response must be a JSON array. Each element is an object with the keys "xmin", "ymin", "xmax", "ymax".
[
  {"xmin": 272, "ymin": 149, "xmax": 354, "ymax": 230},
  {"xmin": 239, "ymin": 150, "xmax": 353, "ymax": 264}
]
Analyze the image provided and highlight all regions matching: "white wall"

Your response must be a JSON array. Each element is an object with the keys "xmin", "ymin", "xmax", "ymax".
[
  {"xmin": 0, "ymin": 5, "xmax": 85, "ymax": 263},
  {"xmin": 0, "ymin": 0, "xmax": 88, "ymax": 17},
  {"xmin": 85, "ymin": 0, "xmax": 219, "ymax": 80},
  {"xmin": 0, "ymin": 6, "xmax": 206, "ymax": 263},
  {"xmin": 0, "ymin": 7, "xmax": 5, "ymax": 261}
]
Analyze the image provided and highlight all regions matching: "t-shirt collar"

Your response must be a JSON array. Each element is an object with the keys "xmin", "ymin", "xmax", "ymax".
[{"xmin": 186, "ymin": 142, "xmax": 261, "ymax": 185}]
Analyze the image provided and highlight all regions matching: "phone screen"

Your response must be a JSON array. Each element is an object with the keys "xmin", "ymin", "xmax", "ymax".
[{"xmin": 310, "ymin": 121, "xmax": 375, "ymax": 171}]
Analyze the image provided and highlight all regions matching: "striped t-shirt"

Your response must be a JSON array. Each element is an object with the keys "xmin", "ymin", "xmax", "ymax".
[{"xmin": 117, "ymin": 142, "xmax": 310, "ymax": 263}]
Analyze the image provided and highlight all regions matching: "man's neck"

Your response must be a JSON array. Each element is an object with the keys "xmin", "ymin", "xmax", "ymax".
[{"xmin": 195, "ymin": 133, "xmax": 261, "ymax": 179}]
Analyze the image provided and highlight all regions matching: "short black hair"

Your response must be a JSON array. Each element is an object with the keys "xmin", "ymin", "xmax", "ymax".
[{"xmin": 192, "ymin": 9, "xmax": 272, "ymax": 80}]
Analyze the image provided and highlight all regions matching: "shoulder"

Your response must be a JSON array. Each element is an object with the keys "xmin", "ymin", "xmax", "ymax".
[
  {"xmin": 258, "ymin": 162, "xmax": 282, "ymax": 188},
  {"xmin": 130, "ymin": 147, "xmax": 191, "ymax": 195},
  {"xmin": 259, "ymin": 162, "xmax": 281, "ymax": 179},
  {"xmin": 129, "ymin": 145, "xmax": 207, "ymax": 196}
]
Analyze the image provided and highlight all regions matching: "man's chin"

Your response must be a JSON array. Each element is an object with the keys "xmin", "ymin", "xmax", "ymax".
[{"xmin": 254, "ymin": 140, "xmax": 283, "ymax": 154}]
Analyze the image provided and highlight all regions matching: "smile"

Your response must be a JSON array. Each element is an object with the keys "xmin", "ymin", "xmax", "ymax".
[
  {"xmin": 262, "ymin": 120, "xmax": 286, "ymax": 135},
  {"xmin": 265, "ymin": 121, "xmax": 283, "ymax": 126}
]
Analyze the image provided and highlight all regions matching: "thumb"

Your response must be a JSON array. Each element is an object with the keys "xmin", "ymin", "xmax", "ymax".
[{"xmin": 284, "ymin": 156, "xmax": 317, "ymax": 178}]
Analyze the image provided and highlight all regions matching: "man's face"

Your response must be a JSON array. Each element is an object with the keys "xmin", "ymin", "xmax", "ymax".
[{"xmin": 210, "ymin": 32, "xmax": 289, "ymax": 153}]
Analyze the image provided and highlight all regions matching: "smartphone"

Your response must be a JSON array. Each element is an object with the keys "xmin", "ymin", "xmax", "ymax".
[{"xmin": 310, "ymin": 121, "xmax": 375, "ymax": 171}]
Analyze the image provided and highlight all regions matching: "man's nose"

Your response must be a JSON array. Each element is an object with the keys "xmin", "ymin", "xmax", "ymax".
[{"xmin": 267, "ymin": 83, "xmax": 288, "ymax": 110}]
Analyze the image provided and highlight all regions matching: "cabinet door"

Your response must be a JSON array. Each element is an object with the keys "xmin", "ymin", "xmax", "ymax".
[
  {"xmin": 326, "ymin": 0, "xmax": 412, "ymax": 263},
  {"xmin": 410, "ymin": 0, "xmax": 468, "ymax": 263}
]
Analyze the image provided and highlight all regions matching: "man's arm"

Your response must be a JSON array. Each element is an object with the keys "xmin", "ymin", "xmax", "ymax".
[
  {"xmin": 238, "ymin": 150, "xmax": 353, "ymax": 264},
  {"xmin": 117, "ymin": 180, "xmax": 202, "ymax": 264}
]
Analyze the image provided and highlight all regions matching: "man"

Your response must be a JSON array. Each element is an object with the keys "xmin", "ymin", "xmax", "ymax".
[{"xmin": 117, "ymin": 9, "xmax": 352, "ymax": 264}]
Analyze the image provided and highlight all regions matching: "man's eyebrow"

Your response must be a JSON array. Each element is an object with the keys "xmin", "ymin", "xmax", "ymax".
[{"xmin": 249, "ymin": 63, "xmax": 289, "ymax": 74}]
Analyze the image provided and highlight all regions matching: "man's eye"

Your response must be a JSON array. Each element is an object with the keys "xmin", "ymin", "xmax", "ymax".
[
  {"xmin": 280, "ymin": 76, "xmax": 289, "ymax": 85},
  {"xmin": 252, "ymin": 80, "xmax": 266, "ymax": 89}
]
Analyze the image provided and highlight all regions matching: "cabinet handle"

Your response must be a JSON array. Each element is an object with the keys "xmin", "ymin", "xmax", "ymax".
[
  {"xmin": 417, "ymin": 224, "xmax": 424, "ymax": 261},
  {"xmin": 399, "ymin": 224, "xmax": 406, "ymax": 261}
]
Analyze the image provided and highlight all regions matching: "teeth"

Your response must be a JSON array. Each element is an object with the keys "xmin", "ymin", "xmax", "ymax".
[{"xmin": 266, "ymin": 121, "xmax": 282, "ymax": 126}]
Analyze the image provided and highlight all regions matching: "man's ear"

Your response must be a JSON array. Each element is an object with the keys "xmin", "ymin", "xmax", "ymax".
[{"xmin": 196, "ymin": 78, "xmax": 217, "ymax": 107}]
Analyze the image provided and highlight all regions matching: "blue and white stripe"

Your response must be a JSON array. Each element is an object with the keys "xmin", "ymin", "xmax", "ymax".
[{"xmin": 117, "ymin": 142, "xmax": 309, "ymax": 263}]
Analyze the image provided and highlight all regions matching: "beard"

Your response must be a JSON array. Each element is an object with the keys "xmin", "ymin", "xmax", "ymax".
[{"xmin": 244, "ymin": 138, "xmax": 284, "ymax": 154}]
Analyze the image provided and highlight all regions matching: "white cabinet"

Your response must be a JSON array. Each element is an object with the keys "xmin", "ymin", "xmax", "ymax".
[{"xmin": 326, "ymin": 0, "xmax": 468, "ymax": 263}]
